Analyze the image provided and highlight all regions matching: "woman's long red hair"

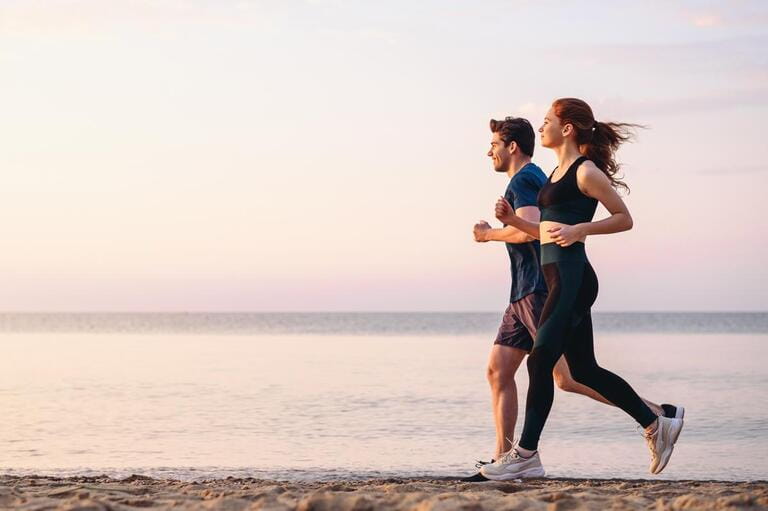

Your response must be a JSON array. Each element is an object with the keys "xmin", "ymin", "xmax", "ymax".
[{"xmin": 552, "ymin": 98, "xmax": 643, "ymax": 193}]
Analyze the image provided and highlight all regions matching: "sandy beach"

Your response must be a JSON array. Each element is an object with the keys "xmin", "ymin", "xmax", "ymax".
[{"xmin": 1, "ymin": 475, "xmax": 765, "ymax": 511}]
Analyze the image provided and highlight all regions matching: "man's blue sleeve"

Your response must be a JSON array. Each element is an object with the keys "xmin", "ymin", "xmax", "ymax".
[{"xmin": 511, "ymin": 175, "xmax": 541, "ymax": 210}]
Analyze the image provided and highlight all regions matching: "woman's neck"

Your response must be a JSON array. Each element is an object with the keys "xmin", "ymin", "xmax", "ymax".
[{"xmin": 554, "ymin": 141, "xmax": 583, "ymax": 170}]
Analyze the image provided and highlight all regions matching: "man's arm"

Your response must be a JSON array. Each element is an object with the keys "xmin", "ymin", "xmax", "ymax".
[
  {"xmin": 495, "ymin": 199, "xmax": 541, "ymax": 239},
  {"xmin": 474, "ymin": 206, "xmax": 540, "ymax": 243}
]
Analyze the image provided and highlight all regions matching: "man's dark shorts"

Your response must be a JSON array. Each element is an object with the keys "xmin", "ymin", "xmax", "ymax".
[{"xmin": 494, "ymin": 292, "xmax": 547, "ymax": 352}]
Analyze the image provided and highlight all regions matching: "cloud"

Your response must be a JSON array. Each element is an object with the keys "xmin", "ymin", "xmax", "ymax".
[
  {"xmin": 513, "ymin": 87, "xmax": 768, "ymax": 126},
  {"xmin": 516, "ymin": 102, "xmax": 545, "ymax": 117},
  {"xmin": 0, "ymin": 0, "xmax": 281, "ymax": 36},
  {"xmin": 304, "ymin": 0, "xmax": 346, "ymax": 5},
  {"xmin": 691, "ymin": 14, "xmax": 722, "ymax": 28},
  {"xmin": 641, "ymin": 88, "xmax": 765, "ymax": 116},
  {"xmin": 697, "ymin": 165, "xmax": 768, "ymax": 175},
  {"xmin": 317, "ymin": 27, "xmax": 399, "ymax": 45},
  {"xmin": 681, "ymin": 4, "xmax": 768, "ymax": 29}
]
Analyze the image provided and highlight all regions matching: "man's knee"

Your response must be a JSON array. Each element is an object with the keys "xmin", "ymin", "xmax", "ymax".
[
  {"xmin": 487, "ymin": 346, "xmax": 525, "ymax": 387},
  {"xmin": 486, "ymin": 363, "xmax": 517, "ymax": 388}
]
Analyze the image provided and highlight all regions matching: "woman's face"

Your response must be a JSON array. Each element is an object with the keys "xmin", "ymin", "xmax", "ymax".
[{"xmin": 539, "ymin": 106, "xmax": 565, "ymax": 148}]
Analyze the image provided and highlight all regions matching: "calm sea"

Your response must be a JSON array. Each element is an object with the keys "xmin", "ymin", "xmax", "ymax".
[{"xmin": 0, "ymin": 313, "xmax": 766, "ymax": 482}]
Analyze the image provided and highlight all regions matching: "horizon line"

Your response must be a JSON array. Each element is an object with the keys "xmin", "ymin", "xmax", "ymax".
[{"xmin": 0, "ymin": 310, "xmax": 765, "ymax": 315}]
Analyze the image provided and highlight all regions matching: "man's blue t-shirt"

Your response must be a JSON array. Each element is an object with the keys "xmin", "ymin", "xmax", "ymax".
[{"xmin": 504, "ymin": 163, "xmax": 548, "ymax": 303}]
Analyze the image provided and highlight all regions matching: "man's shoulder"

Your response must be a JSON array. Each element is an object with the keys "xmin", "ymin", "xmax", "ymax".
[
  {"xmin": 519, "ymin": 163, "xmax": 547, "ymax": 181},
  {"xmin": 511, "ymin": 163, "xmax": 547, "ymax": 188}
]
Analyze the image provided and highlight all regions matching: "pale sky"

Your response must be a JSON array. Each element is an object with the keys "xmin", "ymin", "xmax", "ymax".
[{"xmin": 0, "ymin": 0, "xmax": 766, "ymax": 311}]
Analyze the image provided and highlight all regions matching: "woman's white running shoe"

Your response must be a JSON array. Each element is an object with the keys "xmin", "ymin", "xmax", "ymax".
[
  {"xmin": 479, "ymin": 448, "xmax": 546, "ymax": 480},
  {"xmin": 645, "ymin": 416, "xmax": 684, "ymax": 474},
  {"xmin": 661, "ymin": 403, "xmax": 685, "ymax": 419}
]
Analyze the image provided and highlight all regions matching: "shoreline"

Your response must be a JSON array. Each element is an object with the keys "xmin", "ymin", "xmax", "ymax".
[{"xmin": 2, "ymin": 475, "xmax": 766, "ymax": 510}]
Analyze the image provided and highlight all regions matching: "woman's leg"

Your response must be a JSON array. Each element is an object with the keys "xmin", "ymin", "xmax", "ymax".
[
  {"xmin": 563, "ymin": 312, "xmax": 657, "ymax": 428},
  {"xmin": 552, "ymin": 357, "xmax": 665, "ymax": 416},
  {"xmin": 483, "ymin": 255, "xmax": 681, "ymax": 479},
  {"xmin": 517, "ymin": 260, "xmax": 583, "ymax": 451},
  {"xmin": 563, "ymin": 305, "xmax": 682, "ymax": 474},
  {"xmin": 560, "ymin": 261, "xmax": 657, "ymax": 427}
]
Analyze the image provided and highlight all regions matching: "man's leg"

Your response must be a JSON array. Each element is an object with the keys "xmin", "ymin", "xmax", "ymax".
[
  {"xmin": 553, "ymin": 353, "xmax": 663, "ymax": 416},
  {"xmin": 487, "ymin": 344, "xmax": 527, "ymax": 458}
]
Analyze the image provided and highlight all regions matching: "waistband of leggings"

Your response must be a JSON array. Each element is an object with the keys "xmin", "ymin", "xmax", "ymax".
[{"xmin": 541, "ymin": 241, "xmax": 586, "ymax": 264}]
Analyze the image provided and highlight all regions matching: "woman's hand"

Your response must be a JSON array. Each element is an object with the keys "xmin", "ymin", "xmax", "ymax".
[
  {"xmin": 547, "ymin": 224, "xmax": 585, "ymax": 247},
  {"xmin": 495, "ymin": 197, "xmax": 515, "ymax": 225}
]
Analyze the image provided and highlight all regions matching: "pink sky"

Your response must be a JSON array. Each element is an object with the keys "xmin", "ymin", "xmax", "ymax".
[{"xmin": 0, "ymin": 0, "xmax": 765, "ymax": 311}]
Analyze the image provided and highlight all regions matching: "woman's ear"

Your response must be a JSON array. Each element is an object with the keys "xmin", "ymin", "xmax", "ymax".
[{"xmin": 562, "ymin": 123, "xmax": 573, "ymax": 138}]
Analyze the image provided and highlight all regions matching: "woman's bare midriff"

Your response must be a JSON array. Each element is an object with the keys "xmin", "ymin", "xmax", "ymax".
[{"xmin": 540, "ymin": 220, "xmax": 587, "ymax": 245}]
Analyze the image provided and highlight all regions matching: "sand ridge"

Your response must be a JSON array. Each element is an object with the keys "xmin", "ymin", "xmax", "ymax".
[{"xmin": 0, "ymin": 475, "xmax": 766, "ymax": 510}]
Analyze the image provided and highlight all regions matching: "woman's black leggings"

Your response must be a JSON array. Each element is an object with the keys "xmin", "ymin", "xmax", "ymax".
[{"xmin": 518, "ymin": 243, "xmax": 657, "ymax": 451}]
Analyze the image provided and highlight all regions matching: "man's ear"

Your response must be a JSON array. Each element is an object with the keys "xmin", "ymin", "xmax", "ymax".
[{"xmin": 507, "ymin": 141, "xmax": 518, "ymax": 155}]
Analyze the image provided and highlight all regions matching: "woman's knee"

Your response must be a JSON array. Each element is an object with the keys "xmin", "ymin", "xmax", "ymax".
[
  {"xmin": 563, "ymin": 356, "xmax": 599, "ymax": 386},
  {"xmin": 527, "ymin": 346, "xmax": 558, "ymax": 377},
  {"xmin": 553, "ymin": 358, "xmax": 583, "ymax": 391},
  {"xmin": 553, "ymin": 370, "xmax": 580, "ymax": 393}
]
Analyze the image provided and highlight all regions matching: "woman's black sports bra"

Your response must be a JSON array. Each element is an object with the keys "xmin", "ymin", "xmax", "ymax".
[{"xmin": 537, "ymin": 156, "xmax": 598, "ymax": 225}]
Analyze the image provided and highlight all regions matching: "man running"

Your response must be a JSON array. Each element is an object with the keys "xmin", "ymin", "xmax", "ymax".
[{"xmin": 467, "ymin": 116, "xmax": 681, "ymax": 481}]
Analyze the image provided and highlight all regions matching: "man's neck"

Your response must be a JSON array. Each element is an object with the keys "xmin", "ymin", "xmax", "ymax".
[{"xmin": 506, "ymin": 157, "xmax": 532, "ymax": 178}]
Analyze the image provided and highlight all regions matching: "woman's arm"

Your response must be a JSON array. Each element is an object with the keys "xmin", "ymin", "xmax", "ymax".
[
  {"xmin": 495, "ymin": 201, "xmax": 541, "ymax": 239},
  {"xmin": 548, "ymin": 161, "xmax": 633, "ymax": 246}
]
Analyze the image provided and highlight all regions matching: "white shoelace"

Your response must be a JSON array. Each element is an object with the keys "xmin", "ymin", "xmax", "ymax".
[
  {"xmin": 637, "ymin": 423, "xmax": 659, "ymax": 457},
  {"xmin": 498, "ymin": 449, "xmax": 521, "ymax": 464},
  {"xmin": 495, "ymin": 437, "xmax": 522, "ymax": 465}
]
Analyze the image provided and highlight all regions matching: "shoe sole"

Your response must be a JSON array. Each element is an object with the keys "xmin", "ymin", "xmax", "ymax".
[
  {"xmin": 458, "ymin": 472, "xmax": 490, "ymax": 482},
  {"xmin": 480, "ymin": 467, "xmax": 546, "ymax": 480},
  {"xmin": 653, "ymin": 419, "xmax": 684, "ymax": 474}
]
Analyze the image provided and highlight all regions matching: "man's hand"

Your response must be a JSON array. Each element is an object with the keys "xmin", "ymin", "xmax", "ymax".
[
  {"xmin": 473, "ymin": 220, "xmax": 492, "ymax": 242},
  {"xmin": 495, "ymin": 197, "xmax": 515, "ymax": 225}
]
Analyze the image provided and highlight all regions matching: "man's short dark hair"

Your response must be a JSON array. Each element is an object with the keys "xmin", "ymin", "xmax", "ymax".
[{"xmin": 489, "ymin": 117, "xmax": 535, "ymax": 157}]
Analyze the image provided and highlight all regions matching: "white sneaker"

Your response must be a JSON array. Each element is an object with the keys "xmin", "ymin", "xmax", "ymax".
[
  {"xmin": 661, "ymin": 403, "xmax": 685, "ymax": 419},
  {"xmin": 479, "ymin": 448, "xmax": 546, "ymax": 480},
  {"xmin": 644, "ymin": 416, "xmax": 683, "ymax": 474}
]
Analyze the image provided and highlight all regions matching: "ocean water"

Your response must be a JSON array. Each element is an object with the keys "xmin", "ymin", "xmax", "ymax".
[{"xmin": 0, "ymin": 313, "xmax": 766, "ymax": 482}]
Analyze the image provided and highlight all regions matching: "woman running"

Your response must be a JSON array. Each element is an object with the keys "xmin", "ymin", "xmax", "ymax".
[{"xmin": 480, "ymin": 98, "xmax": 684, "ymax": 479}]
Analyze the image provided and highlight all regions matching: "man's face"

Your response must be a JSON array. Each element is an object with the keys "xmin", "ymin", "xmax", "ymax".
[{"xmin": 488, "ymin": 132, "xmax": 512, "ymax": 172}]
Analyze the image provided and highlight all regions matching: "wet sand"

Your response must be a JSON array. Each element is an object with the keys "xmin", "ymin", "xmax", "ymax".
[{"xmin": 1, "ymin": 475, "xmax": 766, "ymax": 510}]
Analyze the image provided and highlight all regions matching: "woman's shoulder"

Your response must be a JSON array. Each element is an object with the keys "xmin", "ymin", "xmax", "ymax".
[
  {"xmin": 575, "ymin": 158, "xmax": 611, "ymax": 193},
  {"xmin": 576, "ymin": 159, "xmax": 605, "ymax": 180}
]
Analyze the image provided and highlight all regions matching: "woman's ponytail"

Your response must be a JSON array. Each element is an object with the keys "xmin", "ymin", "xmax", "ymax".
[{"xmin": 553, "ymin": 98, "xmax": 644, "ymax": 194}]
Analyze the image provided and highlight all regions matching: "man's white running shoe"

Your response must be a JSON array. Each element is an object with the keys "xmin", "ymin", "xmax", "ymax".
[
  {"xmin": 479, "ymin": 448, "xmax": 546, "ymax": 480},
  {"xmin": 645, "ymin": 416, "xmax": 684, "ymax": 474}
]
